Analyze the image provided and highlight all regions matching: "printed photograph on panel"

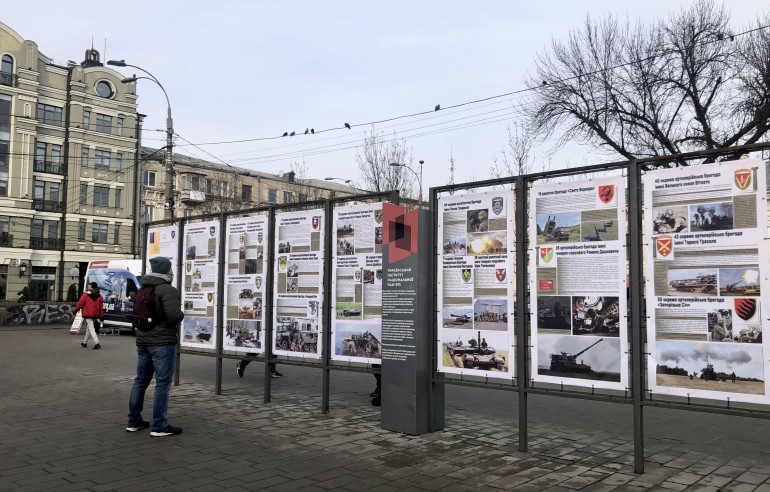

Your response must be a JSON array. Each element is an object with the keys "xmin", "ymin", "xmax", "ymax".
[
  {"xmin": 336, "ymin": 302, "xmax": 363, "ymax": 319},
  {"xmin": 707, "ymin": 309, "xmax": 733, "ymax": 342},
  {"xmin": 337, "ymin": 220, "xmax": 355, "ymax": 237},
  {"xmin": 441, "ymin": 306, "xmax": 473, "ymax": 328},
  {"xmin": 337, "ymin": 238, "xmax": 355, "ymax": 255},
  {"xmin": 652, "ymin": 206, "xmax": 689, "ymax": 234},
  {"xmin": 443, "ymin": 329, "xmax": 508, "ymax": 372},
  {"xmin": 225, "ymin": 320, "xmax": 261, "ymax": 349},
  {"xmin": 182, "ymin": 317, "xmax": 214, "ymax": 345},
  {"xmin": 688, "ymin": 202, "xmax": 734, "ymax": 232},
  {"xmin": 536, "ymin": 212, "xmax": 580, "ymax": 243},
  {"xmin": 580, "ymin": 216, "xmax": 618, "ymax": 241},
  {"xmin": 667, "ymin": 268, "xmax": 718, "ymax": 296},
  {"xmin": 466, "ymin": 209, "xmax": 489, "ymax": 232},
  {"xmin": 443, "ymin": 236, "xmax": 467, "ymax": 256},
  {"xmin": 466, "ymin": 231, "xmax": 506, "ymax": 255},
  {"xmin": 718, "ymin": 267, "xmax": 761, "ymax": 297},
  {"xmin": 274, "ymin": 316, "xmax": 319, "ymax": 353},
  {"xmin": 537, "ymin": 334, "xmax": 621, "ymax": 382},
  {"xmin": 537, "ymin": 296, "xmax": 571, "ymax": 333},
  {"xmin": 473, "ymin": 298, "xmax": 508, "ymax": 331},
  {"xmin": 571, "ymin": 296, "xmax": 620, "ymax": 336},
  {"xmin": 655, "ymin": 340, "xmax": 765, "ymax": 394},
  {"xmin": 335, "ymin": 323, "xmax": 381, "ymax": 358}
]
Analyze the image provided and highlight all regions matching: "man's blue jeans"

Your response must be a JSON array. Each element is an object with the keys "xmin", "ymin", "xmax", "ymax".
[{"xmin": 127, "ymin": 344, "xmax": 176, "ymax": 431}]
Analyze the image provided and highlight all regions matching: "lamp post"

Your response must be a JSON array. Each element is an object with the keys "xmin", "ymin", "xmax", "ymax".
[
  {"xmin": 107, "ymin": 59, "xmax": 175, "ymax": 217},
  {"xmin": 389, "ymin": 160, "xmax": 424, "ymax": 204}
]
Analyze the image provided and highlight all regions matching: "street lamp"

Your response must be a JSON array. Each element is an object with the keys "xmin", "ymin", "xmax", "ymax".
[
  {"xmin": 108, "ymin": 59, "xmax": 175, "ymax": 217},
  {"xmin": 389, "ymin": 160, "xmax": 424, "ymax": 204}
]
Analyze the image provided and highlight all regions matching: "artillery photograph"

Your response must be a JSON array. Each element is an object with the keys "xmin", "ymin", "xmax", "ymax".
[
  {"xmin": 718, "ymin": 267, "xmax": 761, "ymax": 297},
  {"xmin": 572, "ymin": 296, "xmax": 620, "ymax": 336},
  {"xmin": 580, "ymin": 218, "xmax": 618, "ymax": 241},
  {"xmin": 225, "ymin": 320, "xmax": 261, "ymax": 349},
  {"xmin": 334, "ymin": 324, "xmax": 381, "ymax": 359},
  {"xmin": 655, "ymin": 340, "xmax": 764, "ymax": 394},
  {"xmin": 335, "ymin": 302, "xmax": 363, "ymax": 320},
  {"xmin": 442, "ymin": 306, "xmax": 474, "ymax": 328},
  {"xmin": 689, "ymin": 202, "xmax": 733, "ymax": 232},
  {"xmin": 537, "ymin": 296, "xmax": 571, "ymax": 333},
  {"xmin": 466, "ymin": 230, "xmax": 506, "ymax": 256},
  {"xmin": 466, "ymin": 209, "xmax": 489, "ymax": 233},
  {"xmin": 443, "ymin": 237, "xmax": 467, "ymax": 256},
  {"xmin": 337, "ymin": 238, "xmax": 355, "ymax": 256},
  {"xmin": 536, "ymin": 212, "xmax": 580, "ymax": 244},
  {"xmin": 337, "ymin": 221, "xmax": 355, "ymax": 238},
  {"xmin": 652, "ymin": 206, "xmax": 689, "ymax": 234},
  {"xmin": 707, "ymin": 309, "xmax": 734, "ymax": 342},
  {"xmin": 667, "ymin": 268, "xmax": 718, "ymax": 296},
  {"xmin": 442, "ymin": 330, "xmax": 508, "ymax": 372},
  {"xmin": 473, "ymin": 298, "xmax": 508, "ymax": 331},
  {"xmin": 537, "ymin": 334, "xmax": 620, "ymax": 382}
]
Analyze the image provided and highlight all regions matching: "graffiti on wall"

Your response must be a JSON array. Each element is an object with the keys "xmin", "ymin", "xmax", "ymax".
[{"xmin": 0, "ymin": 303, "xmax": 74, "ymax": 326}]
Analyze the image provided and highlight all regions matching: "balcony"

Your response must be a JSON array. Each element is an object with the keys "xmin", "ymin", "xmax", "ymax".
[
  {"xmin": 180, "ymin": 189, "xmax": 206, "ymax": 203},
  {"xmin": 29, "ymin": 237, "xmax": 61, "ymax": 250},
  {"xmin": 32, "ymin": 199, "xmax": 64, "ymax": 213},
  {"xmin": 33, "ymin": 160, "xmax": 66, "ymax": 175},
  {"xmin": 0, "ymin": 233, "xmax": 12, "ymax": 247},
  {"xmin": 0, "ymin": 72, "xmax": 17, "ymax": 88}
]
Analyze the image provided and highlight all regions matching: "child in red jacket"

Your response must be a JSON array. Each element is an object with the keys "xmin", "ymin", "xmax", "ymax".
[{"xmin": 74, "ymin": 282, "xmax": 105, "ymax": 349}]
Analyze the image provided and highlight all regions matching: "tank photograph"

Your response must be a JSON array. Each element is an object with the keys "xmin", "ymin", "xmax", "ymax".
[
  {"xmin": 443, "ymin": 237, "xmax": 467, "ymax": 256},
  {"xmin": 441, "ymin": 306, "xmax": 474, "ymax": 328},
  {"xmin": 667, "ymin": 268, "xmax": 719, "ymax": 296},
  {"xmin": 537, "ymin": 334, "xmax": 621, "ymax": 382},
  {"xmin": 655, "ymin": 340, "xmax": 765, "ymax": 395},
  {"xmin": 443, "ymin": 330, "xmax": 508, "ymax": 372}
]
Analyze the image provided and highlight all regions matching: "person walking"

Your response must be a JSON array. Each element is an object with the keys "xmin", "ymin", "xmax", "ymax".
[
  {"xmin": 73, "ymin": 282, "xmax": 104, "ymax": 350},
  {"xmin": 127, "ymin": 257, "xmax": 185, "ymax": 437},
  {"xmin": 236, "ymin": 355, "xmax": 282, "ymax": 378}
]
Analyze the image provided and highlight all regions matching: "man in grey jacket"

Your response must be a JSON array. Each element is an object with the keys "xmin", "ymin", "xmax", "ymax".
[{"xmin": 127, "ymin": 256, "xmax": 185, "ymax": 436}]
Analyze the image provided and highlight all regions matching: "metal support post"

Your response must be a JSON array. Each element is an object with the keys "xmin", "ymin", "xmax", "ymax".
[
  {"xmin": 215, "ymin": 213, "xmax": 227, "ymax": 395},
  {"xmin": 322, "ymin": 200, "xmax": 333, "ymax": 413},
  {"xmin": 174, "ymin": 219, "xmax": 185, "ymax": 387},
  {"xmin": 628, "ymin": 161, "xmax": 645, "ymax": 473},
  {"xmin": 264, "ymin": 207, "xmax": 276, "ymax": 403},
  {"xmin": 515, "ymin": 176, "xmax": 529, "ymax": 452}
]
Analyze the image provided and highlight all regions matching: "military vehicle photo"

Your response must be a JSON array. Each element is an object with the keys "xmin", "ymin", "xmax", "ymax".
[
  {"xmin": 718, "ymin": 267, "xmax": 761, "ymax": 297},
  {"xmin": 667, "ymin": 268, "xmax": 718, "ymax": 296},
  {"xmin": 581, "ymin": 217, "xmax": 618, "ymax": 241},
  {"xmin": 442, "ymin": 306, "xmax": 474, "ymax": 328},
  {"xmin": 443, "ymin": 330, "xmax": 507, "ymax": 372},
  {"xmin": 537, "ymin": 334, "xmax": 621, "ymax": 382},
  {"xmin": 536, "ymin": 211, "xmax": 580, "ymax": 244}
]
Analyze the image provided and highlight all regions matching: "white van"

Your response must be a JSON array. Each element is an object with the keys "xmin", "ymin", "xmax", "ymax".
[{"xmin": 81, "ymin": 259, "xmax": 142, "ymax": 333}]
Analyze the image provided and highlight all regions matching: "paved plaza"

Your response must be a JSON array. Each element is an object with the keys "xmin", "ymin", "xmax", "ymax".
[{"xmin": 2, "ymin": 326, "xmax": 770, "ymax": 491}]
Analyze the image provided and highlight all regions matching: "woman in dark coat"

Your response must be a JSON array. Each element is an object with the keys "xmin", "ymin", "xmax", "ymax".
[{"xmin": 73, "ymin": 282, "xmax": 105, "ymax": 349}]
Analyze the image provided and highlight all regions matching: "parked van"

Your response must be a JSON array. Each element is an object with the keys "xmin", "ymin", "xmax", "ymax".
[{"xmin": 82, "ymin": 259, "xmax": 142, "ymax": 333}]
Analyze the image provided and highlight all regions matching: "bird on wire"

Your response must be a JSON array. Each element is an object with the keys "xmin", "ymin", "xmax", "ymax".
[
  {"xmin": 290, "ymin": 131, "xmax": 295, "ymax": 136},
  {"xmin": 282, "ymin": 132, "xmax": 288, "ymax": 137},
  {"xmin": 435, "ymin": 104, "xmax": 440, "ymax": 111},
  {"xmin": 310, "ymin": 128, "xmax": 315, "ymax": 134},
  {"xmin": 344, "ymin": 123, "xmax": 351, "ymax": 129},
  {"xmin": 304, "ymin": 128, "xmax": 309, "ymax": 134}
]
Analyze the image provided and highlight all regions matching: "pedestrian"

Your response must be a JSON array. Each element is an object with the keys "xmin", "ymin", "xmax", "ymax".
[
  {"xmin": 73, "ymin": 282, "xmax": 104, "ymax": 350},
  {"xmin": 371, "ymin": 364, "xmax": 381, "ymax": 406},
  {"xmin": 236, "ymin": 355, "xmax": 282, "ymax": 378},
  {"xmin": 127, "ymin": 256, "xmax": 185, "ymax": 437},
  {"xmin": 16, "ymin": 291, "xmax": 25, "ymax": 303}
]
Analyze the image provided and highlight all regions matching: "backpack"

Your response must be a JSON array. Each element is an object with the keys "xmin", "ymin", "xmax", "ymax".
[{"xmin": 132, "ymin": 286, "xmax": 161, "ymax": 332}]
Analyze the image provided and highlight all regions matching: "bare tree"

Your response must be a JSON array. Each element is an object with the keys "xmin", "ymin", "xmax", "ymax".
[
  {"xmin": 490, "ymin": 122, "xmax": 552, "ymax": 184},
  {"xmin": 354, "ymin": 130, "xmax": 416, "ymax": 198},
  {"xmin": 525, "ymin": 0, "xmax": 770, "ymax": 161}
]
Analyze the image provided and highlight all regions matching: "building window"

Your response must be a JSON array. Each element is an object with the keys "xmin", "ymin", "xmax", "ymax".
[
  {"xmin": 268, "ymin": 188, "xmax": 277, "ymax": 203},
  {"xmin": 37, "ymin": 104, "xmax": 62, "ymax": 126},
  {"xmin": 218, "ymin": 181, "xmax": 228, "ymax": 197},
  {"xmin": 204, "ymin": 178, "xmax": 212, "ymax": 195},
  {"xmin": 34, "ymin": 179, "xmax": 44, "ymax": 199},
  {"xmin": 83, "ymin": 110, "xmax": 90, "ymax": 130},
  {"xmin": 95, "ymin": 113, "xmax": 112, "ymax": 134},
  {"xmin": 0, "ymin": 95, "xmax": 7, "ymax": 196},
  {"xmin": 117, "ymin": 117, "xmax": 123, "ymax": 136},
  {"xmin": 283, "ymin": 191, "xmax": 293, "ymax": 203},
  {"xmin": 93, "ymin": 186, "xmax": 109, "ymax": 206},
  {"xmin": 78, "ymin": 220, "xmax": 86, "ymax": 241},
  {"xmin": 144, "ymin": 205, "xmax": 154, "ymax": 222},
  {"xmin": 50, "ymin": 144, "xmax": 61, "ymax": 173},
  {"xmin": 114, "ymin": 188, "xmax": 121, "ymax": 208},
  {"xmin": 95, "ymin": 81, "xmax": 113, "ymax": 99},
  {"xmin": 0, "ymin": 171, "xmax": 6, "ymax": 196},
  {"xmin": 113, "ymin": 223, "xmax": 120, "ymax": 244},
  {"xmin": 115, "ymin": 153, "xmax": 122, "ymax": 171},
  {"xmin": 299, "ymin": 193, "xmax": 308, "ymax": 202},
  {"xmin": 92, "ymin": 222, "xmax": 107, "ymax": 243},
  {"xmin": 94, "ymin": 150, "xmax": 110, "ymax": 170},
  {"xmin": 144, "ymin": 171, "xmax": 156, "ymax": 187},
  {"xmin": 80, "ymin": 183, "xmax": 87, "ymax": 204},
  {"xmin": 49, "ymin": 182, "xmax": 60, "ymax": 202},
  {"xmin": 32, "ymin": 219, "xmax": 58, "ymax": 239},
  {"xmin": 241, "ymin": 184, "xmax": 252, "ymax": 201},
  {"xmin": 35, "ymin": 142, "xmax": 46, "ymax": 166},
  {"xmin": 0, "ymin": 54, "xmax": 12, "ymax": 86},
  {"xmin": 184, "ymin": 209, "xmax": 193, "ymax": 217},
  {"xmin": 81, "ymin": 147, "xmax": 89, "ymax": 167}
]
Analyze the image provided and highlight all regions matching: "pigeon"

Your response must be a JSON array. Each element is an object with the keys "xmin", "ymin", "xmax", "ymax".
[
  {"xmin": 435, "ymin": 104, "xmax": 440, "ymax": 111},
  {"xmin": 344, "ymin": 123, "xmax": 351, "ymax": 129},
  {"xmin": 282, "ymin": 132, "xmax": 288, "ymax": 137},
  {"xmin": 290, "ymin": 131, "xmax": 295, "ymax": 136},
  {"xmin": 310, "ymin": 128, "xmax": 314, "ymax": 134},
  {"xmin": 304, "ymin": 128, "xmax": 309, "ymax": 134}
]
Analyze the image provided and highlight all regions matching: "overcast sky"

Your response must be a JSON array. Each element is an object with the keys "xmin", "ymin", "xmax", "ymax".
[{"xmin": 3, "ymin": 1, "xmax": 765, "ymax": 196}]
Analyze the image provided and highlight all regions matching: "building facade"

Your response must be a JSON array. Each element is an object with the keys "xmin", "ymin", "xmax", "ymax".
[{"xmin": 0, "ymin": 23, "xmax": 140, "ymax": 301}]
